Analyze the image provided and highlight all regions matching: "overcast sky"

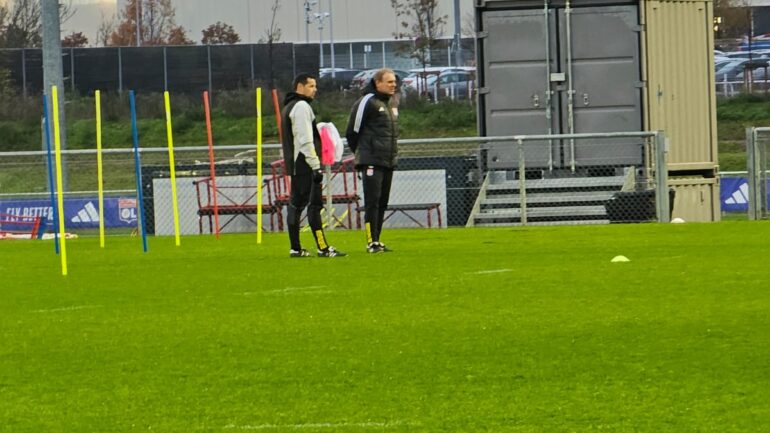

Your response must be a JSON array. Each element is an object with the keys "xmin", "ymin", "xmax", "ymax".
[{"xmin": 60, "ymin": 0, "xmax": 471, "ymax": 46}]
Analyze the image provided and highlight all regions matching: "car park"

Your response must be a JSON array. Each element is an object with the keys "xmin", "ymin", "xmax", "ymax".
[
  {"xmin": 318, "ymin": 68, "xmax": 362, "ymax": 90},
  {"xmin": 348, "ymin": 68, "xmax": 409, "ymax": 90}
]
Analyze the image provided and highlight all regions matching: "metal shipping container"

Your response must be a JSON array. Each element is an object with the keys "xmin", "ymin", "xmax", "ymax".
[{"xmin": 475, "ymin": 0, "xmax": 719, "ymax": 221}]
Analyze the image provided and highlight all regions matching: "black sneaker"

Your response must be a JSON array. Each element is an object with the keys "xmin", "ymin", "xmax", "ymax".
[
  {"xmin": 290, "ymin": 248, "xmax": 311, "ymax": 258},
  {"xmin": 318, "ymin": 246, "xmax": 347, "ymax": 257},
  {"xmin": 367, "ymin": 243, "xmax": 384, "ymax": 254},
  {"xmin": 378, "ymin": 242, "xmax": 393, "ymax": 253}
]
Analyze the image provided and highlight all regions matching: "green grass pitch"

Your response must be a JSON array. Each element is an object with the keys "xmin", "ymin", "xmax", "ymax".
[{"xmin": 1, "ymin": 222, "xmax": 769, "ymax": 432}]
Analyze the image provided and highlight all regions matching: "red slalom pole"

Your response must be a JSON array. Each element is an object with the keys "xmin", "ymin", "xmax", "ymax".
[
  {"xmin": 203, "ymin": 91, "xmax": 221, "ymax": 239},
  {"xmin": 272, "ymin": 89, "xmax": 283, "ymax": 145}
]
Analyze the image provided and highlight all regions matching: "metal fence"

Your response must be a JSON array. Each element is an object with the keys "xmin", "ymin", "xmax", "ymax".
[
  {"xmin": 0, "ymin": 132, "xmax": 671, "ymax": 240},
  {"xmin": 0, "ymin": 38, "xmax": 476, "ymax": 97},
  {"xmin": 746, "ymin": 126, "xmax": 770, "ymax": 220}
]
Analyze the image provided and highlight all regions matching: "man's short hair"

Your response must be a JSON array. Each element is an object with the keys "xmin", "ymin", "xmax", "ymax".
[
  {"xmin": 373, "ymin": 68, "xmax": 395, "ymax": 83},
  {"xmin": 293, "ymin": 73, "xmax": 316, "ymax": 90}
]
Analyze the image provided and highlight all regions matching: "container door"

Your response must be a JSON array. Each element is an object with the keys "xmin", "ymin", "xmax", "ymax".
[
  {"xmin": 558, "ymin": 5, "xmax": 644, "ymax": 168},
  {"xmin": 480, "ymin": 9, "xmax": 558, "ymax": 169}
]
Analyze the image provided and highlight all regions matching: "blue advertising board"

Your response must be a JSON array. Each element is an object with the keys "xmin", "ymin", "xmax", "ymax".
[{"xmin": 0, "ymin": 197, "xmax": 138, "ymax": 230}]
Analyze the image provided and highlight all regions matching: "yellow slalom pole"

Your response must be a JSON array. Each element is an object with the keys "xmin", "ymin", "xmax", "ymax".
[
  {"xmin": 95, "ymin": 90, "xmax": 105, "ymax": 248},
  {"xmin": 164, "ymin": 91, "xmax": 181, "ymax": 246},
  {"xmin": 51, "ymin": 86, "xmax": 68, "ymax": 276},
  {"xmin": 256, "ymin": 87, "xmax": 263, "ymax": 244}
]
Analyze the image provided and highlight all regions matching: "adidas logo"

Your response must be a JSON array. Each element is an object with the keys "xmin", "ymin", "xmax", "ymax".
[
  {"xmin": 71, "ymin": 202, "xmax": 100, "ymax": 223},
  {"xmin": 725, "ymin": 182, "xmax": 749, "ymax": 205}
]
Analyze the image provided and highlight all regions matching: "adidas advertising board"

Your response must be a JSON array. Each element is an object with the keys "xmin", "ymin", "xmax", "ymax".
[
  {"xmin": 720, "ymin": 177, "xmax": 760, "ymax": 213},
  {"xmin": 0, "ymin": 198, "xmax": 138, "ymax": 229}
]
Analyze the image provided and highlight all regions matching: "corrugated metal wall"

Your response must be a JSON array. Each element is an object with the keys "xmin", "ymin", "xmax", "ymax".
[
  {"xmin": 642, "ymin": 0, "xmax": 718, "ymax": 169},
  {"xmin": 669, "ymin": 177, "xmax": 721, "ymax": 222}
]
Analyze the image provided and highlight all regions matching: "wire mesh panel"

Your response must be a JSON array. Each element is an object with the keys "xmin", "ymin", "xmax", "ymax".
[
  {"xmin": 747, "ymin": 127, "xmax": 770, "ymax": 220},
  {"xmin": 121, "ymin": 47, "xmax": 165, "ymax": 93},
  {"xmin": 166, "ymin": 46, "xmax": 209, "ymax": 94},
  {"xmin": 74, "ymin": 48, "xmax": 121, "ymax": 94},
  {"xmin": 0, "ymin": 132, "xmax": 669, "ymax": 242},
  {"xmin": 210, "ymin": 45, "xmax": 252, "ymax": 91}
]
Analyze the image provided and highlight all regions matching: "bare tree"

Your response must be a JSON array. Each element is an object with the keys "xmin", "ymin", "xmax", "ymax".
[
  {"xmin": 167, "ymin": 25, "xmax": 193, "ymax": 45},
  {"xmin": 62, "ymin": 31, "xmax": 88, "ymax": 48},
  {"xmin": 0, "ymin": 0, "xmax": 73, "ymax": 48},
  {"xmin": 462, "ymin": 11, "xmax": 475, "ymax": 38},
  {"xmin": 258, "ymin": 0, "xmax": 281, "ymax": 89},
  {"xmin": 390, "ymin": 0, "xmax": 447, "ymax": 69},
  {"xmin": 110, "ymin": 0, "xmax": 190, "ymax": 46},
  {"xmin": 201, "ymin": 21, "xmax": 241, "ymax": 45},
  {"xmin": 96, "ymin": 12, "xmax": 116, "ymax": 47},
  {"xmin": 714, "ymin": 0, "xmax": 752, "ymax": 40}
]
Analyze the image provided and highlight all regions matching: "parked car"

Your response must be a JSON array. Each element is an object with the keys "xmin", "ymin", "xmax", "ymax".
[
  {"xmin": 435, "ymin": 69, "xmax": 476, "ymax": 99},
  {"xmin": 318, "ymin": 68, "xmax": 362, "ymax": 90},
  {"xmin": 715, "ymin": 59, "xmax": 769, "ymax": 82},
  {"xmin": 403, "ymin": 67, "xmax": 476, "ymax": 100},
  {"xmin": 349, "ymin": 68, "xmax": 409, "ymax": 90}
]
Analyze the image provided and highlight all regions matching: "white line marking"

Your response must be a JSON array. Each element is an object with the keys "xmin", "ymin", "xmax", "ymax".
[
  {"xmin": 224, "ymin": 421, "xmax": 404, "ymax": 430},
  {"xmin": 32, "ymin": 305, "xmax": 101, "ymax": 313},
  {"xmin": 263, "ymin": 285, "xmax": 331, "ymax": 295},
  {"xmin": 470, "ymin": 269, "xmax": 512, "ymax": 275}
]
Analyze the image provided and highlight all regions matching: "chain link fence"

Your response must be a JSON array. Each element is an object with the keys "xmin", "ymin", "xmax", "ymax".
[{"xmin": 0, "ymin": 131, "xmax": 672, "ymax": 239}]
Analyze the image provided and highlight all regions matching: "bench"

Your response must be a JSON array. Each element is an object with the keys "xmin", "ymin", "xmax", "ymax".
[
  {"xmin": 193, "ymin": 177, "xmax": 283, "ymax": 234},
  {"xmin": 270, "ymin": 156, "xmax": 362, "ymax": 229},
  {"xmin": 357, "ymin": 203, "xmax": 443, "ymax": 228}
]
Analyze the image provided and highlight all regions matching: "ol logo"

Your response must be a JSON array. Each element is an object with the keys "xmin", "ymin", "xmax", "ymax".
[{"xmin": 119, "ymin": 198, "xmax": 138, "ymax": 223}]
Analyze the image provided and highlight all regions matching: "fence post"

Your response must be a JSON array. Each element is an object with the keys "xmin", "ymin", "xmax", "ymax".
[
  {"xmin": 655, "ymin": 131, "xmax": 670, "ymax": 223},
  {"xmin": 518, "ymin": 138, "xmax": 527, "ymax": 225},
  {"xmin": 19, "ymin": 48, "xmax": 27, "ymax": 98},
  {"xmin": 70, "ymin": 47, "xmax": 75, "ymax": 93},
  {"xmin": 117, "ymin": 47, "xmax": 123, "ymax": 93},
  {"xmin": 207, "ymin": 45, "xmax": 213, "ymax": 98},
  {"xmin": 747, "ymin": 127, "xmax": 762, "ymax": 220},
  {"xmin": 163, "ymin": 46, "xmax": 168, "ymax": 91}
]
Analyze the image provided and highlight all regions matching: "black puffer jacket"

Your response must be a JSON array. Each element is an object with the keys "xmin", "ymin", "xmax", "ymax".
[{"xmin": 345, "ymin": 81, "xmax": 399, "ymax": 169}]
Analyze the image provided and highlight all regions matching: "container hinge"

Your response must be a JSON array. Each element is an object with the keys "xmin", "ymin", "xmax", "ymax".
[
  {"xmin": 477, "ymin": 31, "xmax": 489, "ymax": 39},
  {"xmin": 478, "ymin": 87, "xmax": 491, "ymax": 95},
  {"xmin": 634, "ymin": 81, "xmax": 646, "ymax": 89}
]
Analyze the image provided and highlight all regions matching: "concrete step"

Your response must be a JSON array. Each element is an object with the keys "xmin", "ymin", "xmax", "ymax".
[
  {"xmin": 481, "ymin": 191, "xmax": 615, "ymax": 207},
  {"xmin": 474, "ymin": 219, "xmax": 611, "ymax": 227},
  {"xmin": 486, "ymin": 176, "xmax": 626, "ymax": 193},
  {"xmin": 474, "ymin": 205, "xmax": 608, "ymax": 220}
]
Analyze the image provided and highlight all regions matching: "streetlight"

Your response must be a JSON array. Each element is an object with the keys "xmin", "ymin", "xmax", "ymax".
[
  {"xmin": 314, "ymin": 11, "xmax": 330, "ymax": 69},
  {"xmin": 304, "ymin": 0, "xmax": 317, "ymax": 44}
]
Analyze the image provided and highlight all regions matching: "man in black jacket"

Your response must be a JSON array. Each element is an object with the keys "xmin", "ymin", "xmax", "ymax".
[
  {"xmin": 281, "ymin": 73, "xmax": 345, "ymax": 258},
  {"xmin": 345, "ymin": 69, "xmax": 399, "ymax": 253}
]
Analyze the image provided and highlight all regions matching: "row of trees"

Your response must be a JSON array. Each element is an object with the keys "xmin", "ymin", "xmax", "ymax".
[{"xmin": 0, "ymin": 0, "xmax": 266, "ymax": 49}]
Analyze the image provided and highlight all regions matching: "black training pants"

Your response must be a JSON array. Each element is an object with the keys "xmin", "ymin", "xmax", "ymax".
[
  {"xmin": 361, "ymin": 165, "xmax": 393, "ymax": 244},
  {"xmin": 287, "ymin": 171, "xmax": 325, "ymax": 251}
]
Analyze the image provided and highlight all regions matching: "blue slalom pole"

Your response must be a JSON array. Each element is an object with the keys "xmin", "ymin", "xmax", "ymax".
[
  {"xmin": 129, "ymin": 91, "xmax": 149, "ymax": 253},
  {"xmin": 42, "ymin": 94, "xmax": 60, "ymax": 254}
]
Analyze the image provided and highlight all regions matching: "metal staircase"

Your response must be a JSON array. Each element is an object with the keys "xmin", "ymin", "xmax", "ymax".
[{"xmin": 468, "ymin": 171, "xmax": 629, "ymax": 227}]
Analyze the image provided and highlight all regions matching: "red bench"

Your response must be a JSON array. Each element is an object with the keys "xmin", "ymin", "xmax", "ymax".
[
  {"xmin": 193, "ymin": 177, "xmax": 283, "ymax": 234},
  {"xmin": 270, "ymin": 156, "xmax": 362, "ymax": 229}
]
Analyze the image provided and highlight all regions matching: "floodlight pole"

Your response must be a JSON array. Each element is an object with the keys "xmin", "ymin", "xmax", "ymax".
[
  {"xmin": 329, "ymin": 0, "xmax": 335, "ymax": 77},
  {"xmin": 42, "ymin": 0, "xmax": 67, "ymax": 188},
  {"xmin": 453, "ymin": 0, "xmax": 462, "ymax": 67}
]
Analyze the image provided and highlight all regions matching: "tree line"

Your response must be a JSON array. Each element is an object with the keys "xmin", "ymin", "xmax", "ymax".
[{"xmin": 0, "ymin": 0, "xmax": 260, "ymax": 49}]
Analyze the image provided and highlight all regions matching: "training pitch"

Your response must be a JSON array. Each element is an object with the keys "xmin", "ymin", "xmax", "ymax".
[{"xmin": 1, "ymin": 222, "xmax": 769, "ymax": 432}]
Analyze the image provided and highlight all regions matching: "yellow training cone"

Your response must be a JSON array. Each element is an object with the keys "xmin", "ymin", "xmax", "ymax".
[{"xmin": 611, "ymin": 255, "xmax": 630, "ymax": 263}]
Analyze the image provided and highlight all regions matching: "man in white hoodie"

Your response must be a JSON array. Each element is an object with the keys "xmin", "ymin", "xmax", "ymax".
[{"xmin": 280, "ymin": 73, "xmax": 346, "ymax": 258}]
